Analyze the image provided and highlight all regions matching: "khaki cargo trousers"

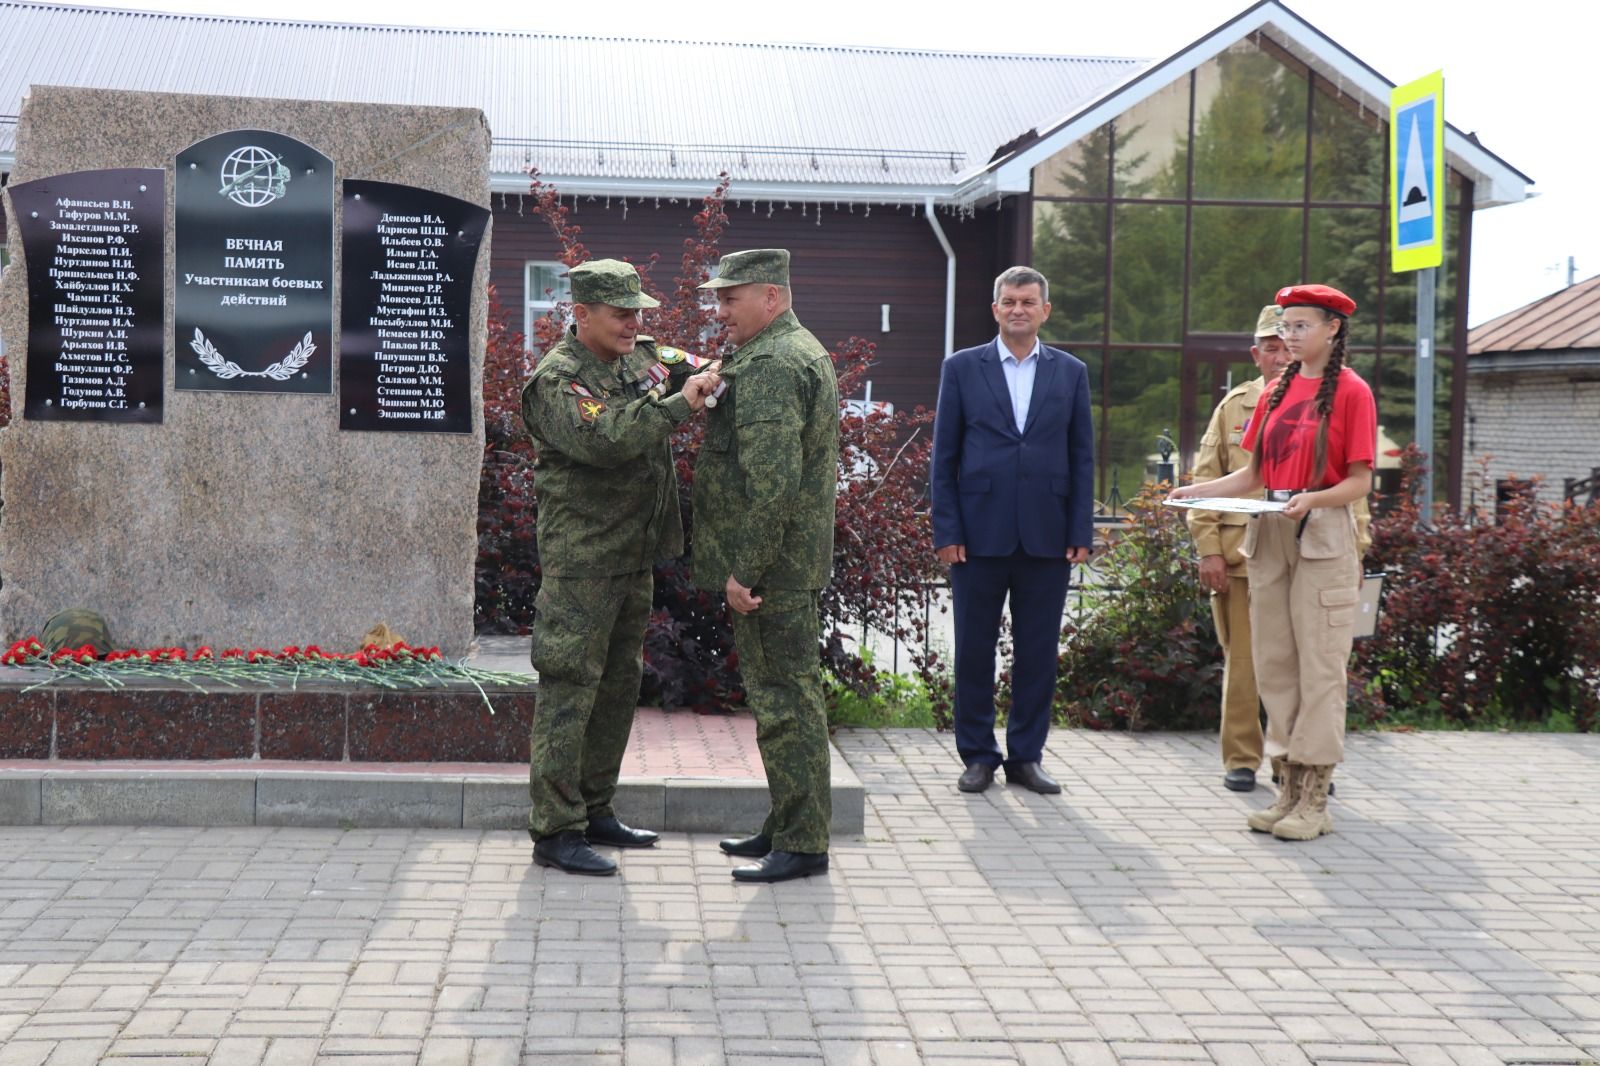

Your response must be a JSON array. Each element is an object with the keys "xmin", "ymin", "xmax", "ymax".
[
  {"xmin": 1243, "ymin": 506, "xmax": 1361, "ymax": 766},
  {"xmin": 1211, "ymin": 575, "xmax": 1263, "ymax": 771}
]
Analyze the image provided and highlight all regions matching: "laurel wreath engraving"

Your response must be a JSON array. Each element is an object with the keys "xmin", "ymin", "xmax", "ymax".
[{"xmin": 190, "ymin": 328, "xmax": 314, "ymax": 381}]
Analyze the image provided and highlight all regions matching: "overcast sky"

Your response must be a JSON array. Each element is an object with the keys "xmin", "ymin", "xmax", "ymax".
[{"xmin": 92, "ymin": 0, "xmax": 1588, "ymax": 327}]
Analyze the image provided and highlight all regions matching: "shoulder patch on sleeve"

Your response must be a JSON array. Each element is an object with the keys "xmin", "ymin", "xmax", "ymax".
[{"xmin": 576, "ymin": 395, "xmax": 607, "ymax": 422}]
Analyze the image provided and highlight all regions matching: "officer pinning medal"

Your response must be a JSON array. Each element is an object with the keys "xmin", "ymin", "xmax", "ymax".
[{"xmin": 519, "ymin": 258, "xmax": 720, "ymax": 877}]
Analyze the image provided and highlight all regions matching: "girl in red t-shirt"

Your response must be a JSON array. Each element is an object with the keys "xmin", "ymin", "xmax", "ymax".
[{"xmin": 1170, "ymin": 284, "xmax": 1374, "ymax": 842}]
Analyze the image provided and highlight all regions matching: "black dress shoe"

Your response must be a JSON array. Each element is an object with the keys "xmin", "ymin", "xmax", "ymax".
[
  {"xmin": 533, "ymin": 831, "xmax": 617, "ymax": 876},
  {"xmin": 719, "ymin": 833, "xmax": 771, "ymax": 858},
  {"xmin": 585, "ymin": 815, "xmax": 659, "ymax": 849},
  {"xmin": 1004, "ymin": 762, "xmax": 1062, "ymax": 794},
  {"xmin": 1224, "ymin": 768, "xmax": 1257, "ymax": 792},
  {"xmin": 957, "ymin": 763, "xmax": 996, "ymax": 793},
  {"xmin": 730, "ymin": 850, "xmax": 828, "ymax": 883}
]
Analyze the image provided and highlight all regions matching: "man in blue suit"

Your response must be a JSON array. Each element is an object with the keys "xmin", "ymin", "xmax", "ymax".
[{"xmin": 930, "ymin": 266, "xmax": 1094, "ymax": 794}]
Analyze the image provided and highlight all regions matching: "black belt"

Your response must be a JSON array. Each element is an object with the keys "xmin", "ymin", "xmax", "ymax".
[{"xmin": 1265, "ymin": 488, "xmax": 1309, "ymax": 502}]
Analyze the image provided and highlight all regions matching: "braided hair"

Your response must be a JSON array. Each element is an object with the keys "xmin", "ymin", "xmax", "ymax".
[{"xmin": 1249, "ymin": 311, "xmax": 1348, "ymax": 487}]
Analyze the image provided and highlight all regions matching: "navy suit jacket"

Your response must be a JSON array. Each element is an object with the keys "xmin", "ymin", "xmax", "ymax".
[{"xmin": 930, "ymin": 339, "xmax": 1095, "ymax": 556}]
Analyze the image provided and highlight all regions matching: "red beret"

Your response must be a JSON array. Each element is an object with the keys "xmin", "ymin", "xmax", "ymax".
[{"xmin": 1276, "ymin": 283, "xmax": 1356, "ymax": 316}]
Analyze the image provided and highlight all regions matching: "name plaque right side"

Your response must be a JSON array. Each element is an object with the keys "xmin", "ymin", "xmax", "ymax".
[{"xmin": 339, "ymin": 180, "xmax": 489, "ymax": 434}]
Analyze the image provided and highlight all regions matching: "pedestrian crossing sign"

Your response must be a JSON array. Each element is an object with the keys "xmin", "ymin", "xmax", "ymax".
[{"xmin": 1390, "ymin": 71, "xmax": 1445, "ymax": 272}]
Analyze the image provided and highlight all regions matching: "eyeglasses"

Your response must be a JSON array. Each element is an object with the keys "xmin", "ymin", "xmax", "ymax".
[{"xmin": 1275, "ymin": 320, "xmax": 1325, "ymax": 338}]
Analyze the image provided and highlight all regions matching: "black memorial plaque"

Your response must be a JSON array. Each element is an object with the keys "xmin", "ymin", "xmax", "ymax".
[
  {"xmin": 10, "ymin": 168, "xmax": 165, "ymax": 422},
  {"xmin": 175, "ymin": 130, "xmax": 333, "ymax": 393},
  {"xmin": 339, "ymin": 180, "xmax": 489, "ymax": 433}
]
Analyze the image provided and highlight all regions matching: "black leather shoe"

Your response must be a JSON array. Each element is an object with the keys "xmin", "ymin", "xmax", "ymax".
[
  {"xmin": 730, "ymin": 850, "xmax": 828, "ymax": 883},
  {"xmin": 585, "ymin": 815, "xmax": 658, "ymax": 849},
  {"xmin": 1224, "ymin": 768, "xmax": 1257, "ymax": 792},
  {"xmin": 719, "ymin": 833, "xmax": 771, "ymax": 858},
  {"xmin": 1004, "ymin": 762, "xmax": 1062, "ymax": 794},
  {"xmin": 533, "ymin": 831, "xmax": 617, "ymax": 876},
  {"xmin": 957, "ymin": 763, "xmax": 996, "ymax": 793}
]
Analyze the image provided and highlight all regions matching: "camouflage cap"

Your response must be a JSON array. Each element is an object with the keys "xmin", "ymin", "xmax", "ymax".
[
  {"xmin": 568, "ymin": 259, "xmax": 660, "ymax": 309},
  {"xmin": 41, "ymin": 608, "xmax": 114, "ymax": 655},
  {"xmin": 1253, "ymin": 304, "xmax": 1284, "ymax": 338},
  {"xmin": 698, "ymin": 248, "xmax": 791, "ymax": 289}
]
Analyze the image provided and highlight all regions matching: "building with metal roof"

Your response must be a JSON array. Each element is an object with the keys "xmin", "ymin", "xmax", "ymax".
[
  {"xmin": 1463, "ymin": 275, "xmax": 1600, "ymax": 508},
  {"xmin": 0, "ymin": 0, "xmax": 1533, "ymax": 507}
]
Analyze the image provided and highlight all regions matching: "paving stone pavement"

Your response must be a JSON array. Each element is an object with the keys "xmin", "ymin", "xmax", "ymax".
[{"xmin": 1, "ymin": 728, "xmax": 1597, "ymax": 1066}]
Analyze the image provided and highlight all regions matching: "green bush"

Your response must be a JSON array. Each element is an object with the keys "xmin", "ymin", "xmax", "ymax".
[
  {"xmin": 1354, "ymin": 448, "xmax": 1600, "ymax": 731},
  {"xmin": 1055, "ymin": 486, "xmax": 1223, "ymax": 730}
]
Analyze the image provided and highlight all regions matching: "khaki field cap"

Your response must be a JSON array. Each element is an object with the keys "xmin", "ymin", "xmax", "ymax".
[
  {"xmin": 569, "ymin": 259, "xmax": 660, "ymax": 309},
  {"xmin": 1254, "ymin": 304, "xmax": 1284, "ymax": 338},
  {"xmin": 698, "ymin": 248, "xmax": 791, "ymax": 289}
]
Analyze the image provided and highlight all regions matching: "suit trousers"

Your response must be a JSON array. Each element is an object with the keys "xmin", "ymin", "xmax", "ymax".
[
  {"xmin": 950, "ymin": 551, "xmax": 1071, "ymax": 768},
  {"xmin": 527, "ymin": 571, "xmax": 652, "ymax": 840},
  {"xmin": 1244, "ymin": 509, "xmax": 1361, "ymax": 766},
  {"xmin": 1211, "ymin": 575, "xmax": 1264, "ymax": 770}
]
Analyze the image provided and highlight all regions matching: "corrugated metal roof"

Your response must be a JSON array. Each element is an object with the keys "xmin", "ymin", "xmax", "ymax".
[
  {"xmin": 1468, "ymin": 274, "xmax": 1600, "ymax": 355},
  {"xmin": 0, "ymin": 1, "xmax": 1143, "ymax": 194}
]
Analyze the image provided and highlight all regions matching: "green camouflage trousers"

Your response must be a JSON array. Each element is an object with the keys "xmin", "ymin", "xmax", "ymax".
[
  {"xmin": 731, "ymin": 589, "xmax": 831, "ymax": 854},
  {"xmin": 527, "ymin": 571, "xmax": 652, "ymax": 840}
]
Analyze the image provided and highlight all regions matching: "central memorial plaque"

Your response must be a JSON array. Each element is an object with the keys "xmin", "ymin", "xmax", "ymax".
[{"xmin": 174, "ymin": 129, "xmax": 333, "ymax": 393}]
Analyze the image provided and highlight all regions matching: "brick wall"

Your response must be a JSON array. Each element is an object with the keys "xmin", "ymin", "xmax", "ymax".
[{"xmin": 1462, "ymin": 368, "xmax": 1600, "ymax": 508}]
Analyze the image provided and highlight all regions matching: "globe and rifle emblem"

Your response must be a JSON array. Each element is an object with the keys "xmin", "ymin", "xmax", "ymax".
[{"xmin": 218, "ymin": 145, "xmax": 290, "ymax": 207}]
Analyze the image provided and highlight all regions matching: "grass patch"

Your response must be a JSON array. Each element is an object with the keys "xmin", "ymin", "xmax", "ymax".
[{"xmin": 826, "ymin": 656, "xmax": 938, "ymax": 729}]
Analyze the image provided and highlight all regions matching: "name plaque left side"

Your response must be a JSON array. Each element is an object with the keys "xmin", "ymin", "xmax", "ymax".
[
  {"xmin": 10, "ymin": 168, "xmax": 165, "ymax": 422},
  {"xmin": 174, "ymin": 130, "xmax": 333, "ymax": 394}
]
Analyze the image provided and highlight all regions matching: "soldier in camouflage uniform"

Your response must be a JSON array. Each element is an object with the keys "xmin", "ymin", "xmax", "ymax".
[
  {"xmin": 694, "ymin": 249, "xmax": 840, "ymax": 884},
  {"xmin": 521, "ymin": 259, "xmax": 719, "ymax": 877}
]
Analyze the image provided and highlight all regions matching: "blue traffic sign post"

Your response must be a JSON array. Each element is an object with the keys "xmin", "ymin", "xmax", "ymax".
[{"xmin": 1391, "ymin": 72, "xmax": 1445, "ymax": 522}]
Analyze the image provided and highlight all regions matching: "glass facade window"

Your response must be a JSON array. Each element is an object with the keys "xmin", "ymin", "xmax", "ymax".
[
  {"xmin": 1306, "ymin": 208, "xmax": 1382, "ymax": 347},
  {"xmin": 1027, "ymin": 28, "xmax": 1471, "ymax": 505},
  {"xmin": 1110, "ymin": 204, "xmax": 1184, "ymax": 343},
  {"xmin": 1192, "ymin": 38, "xmax": 1307, "ymax": 202},
  {"xmin": 1189, "ymin": 205, "xmax": 1303, "ymax": 333},
  {"xmin": 1103, "ymin": 351, "xmax": 1181, "ymax": 501},
  {"xmin": 1032, "ymin": 201, "xmax": 1106, "ymax": 343},
  {"xmin": 1310, "ymin": 86, "xmax": 1384, "ymax": 203},
  {"xmin": 1032, "ymin": 123, "xmax": 1112, "ymax": 199},
  {"xmin": 1112, "ymin": 77, "xmax": 1191, "ymax": 199}
]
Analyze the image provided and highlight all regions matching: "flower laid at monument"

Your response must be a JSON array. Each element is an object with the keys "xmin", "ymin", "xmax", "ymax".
[{"xmin": 0, "ymin": 637, "xmax": 530, "ymax": 710}]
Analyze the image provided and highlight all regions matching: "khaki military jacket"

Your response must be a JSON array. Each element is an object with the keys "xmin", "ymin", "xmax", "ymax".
[
  {"xmin": 693, "ymin": 309, "xmax": 839, "ymax": 592},
  {"xmin": 1187, "ymin": 375, "xmax": 1372, "ymax": 576},
  {"xmin": 521, "ymin": 328, "xmax": 692, "ymax": 578}
]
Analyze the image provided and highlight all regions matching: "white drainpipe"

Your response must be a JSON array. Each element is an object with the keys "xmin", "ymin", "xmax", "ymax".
[{"xmin": 923, "ymin": 196, "xmax": 956, "ymax": 358}]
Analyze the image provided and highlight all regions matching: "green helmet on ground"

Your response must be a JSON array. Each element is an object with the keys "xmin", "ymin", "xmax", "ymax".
[{"xmin": 40, "ymin": 608, "xmax": 115, "ymax": 655}]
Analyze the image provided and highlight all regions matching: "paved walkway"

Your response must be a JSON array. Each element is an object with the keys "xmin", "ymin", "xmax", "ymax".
[{"xmin": 1, "ymin": 728, "xmax": 1597, "ymax": 1066}]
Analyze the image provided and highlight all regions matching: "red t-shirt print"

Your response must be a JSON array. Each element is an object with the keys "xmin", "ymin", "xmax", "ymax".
[
  {"xmin": 1262, "ymin": 398, "xmax": 1320, "ymax": 471},
  {"xmin": 1242, "ymin": 367, "xmax": 1376, "ymax": 491}
]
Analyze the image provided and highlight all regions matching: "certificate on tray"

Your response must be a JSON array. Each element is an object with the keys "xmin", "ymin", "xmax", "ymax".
[{"xmin": 1163, "ymin": 497, "xmax": 1287, "ymax": 514}]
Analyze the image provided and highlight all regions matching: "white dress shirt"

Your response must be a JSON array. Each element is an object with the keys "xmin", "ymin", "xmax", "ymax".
[{"xmin": 997, "ymin": 337, "xmax": 1041, "ymax": 434}]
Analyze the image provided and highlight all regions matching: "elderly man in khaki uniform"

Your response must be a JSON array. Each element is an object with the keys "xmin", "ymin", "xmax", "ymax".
[{"xmin": 1187, "ymin": 305, "xmax": 1371, "ymax": 792}]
